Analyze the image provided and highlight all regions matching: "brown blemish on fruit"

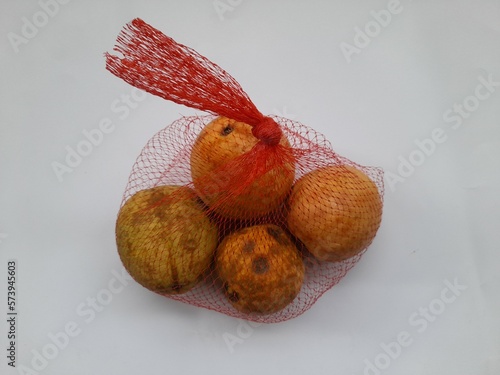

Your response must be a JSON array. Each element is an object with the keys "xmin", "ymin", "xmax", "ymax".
[
  {"xmin": 242, "ymin": 240, "xmax": 256, "ymax": 253},
  {"xmin": 170, "ymin": 283, "xmax": 183, "ymax": 293},
  {"xmin": 228, "ymin": 291, "xmax": 239, "ymax": 302},
  {"xmin": 221, "ymin": 124, "xmax": 233, "ymax": 136},
  {"xmin": 252, "ymin": 257, "xmax": 269, "ymax": 274},
  {"xmin": 170, "ymin": 264, "xmax": 180, "ymax": 292},
  {"xmin": 183, "ymin": 235, "xmax": 198, "ymax": 252},
  {"xmin": 270, "ymin": 245, "xmax": 281, "ymax": 255},
  {"xmin": 148, "ymin": 190, "xmax": 165, "ymax": 206},
  {"xmin": 223, "ymin": 283, "xmax": 240, "ymax": 302},
  {"xmin": 149, "ymin": 195, "xmax": 168, "ymax": 220},
  {"xmin": 266, "ymin": 226, "xmax": 289, "ymax": 246}
]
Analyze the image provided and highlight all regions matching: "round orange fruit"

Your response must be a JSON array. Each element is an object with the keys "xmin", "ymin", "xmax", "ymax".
[
  {"xmin": 287, "ymin": 165, "xmax": 382, "ymax": 262},
  {"xmin": 215, "ymin": 224, "xmax": 304, "ymax": 315},
  {"xmin": 116, "ymin": 185, "xmax": 218, "ymax": 294},
  {"xmin": 190, "ymin": 116, "xmax": 295, "ymax": 219}
]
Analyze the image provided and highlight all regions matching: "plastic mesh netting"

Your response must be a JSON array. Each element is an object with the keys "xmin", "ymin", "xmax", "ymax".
[{"xmin": 108, "ymin": 19, "xmax": 384, "ymax": 323}]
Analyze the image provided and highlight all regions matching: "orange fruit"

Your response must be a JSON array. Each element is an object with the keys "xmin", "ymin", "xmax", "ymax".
[
  {"xmin": 116, "ymin": 185, "xmax": 218, "ymax": 294},
  {"xmin": 215, "ymin": 224, "xmax": 304, "ymax": 315},
  {"xmin": 190, "ymin": 116, "xmax": 295, "ymax": 219},
  {"xmin": 287, "ymin": 165, "xmax": 382, "ymax": 262}
]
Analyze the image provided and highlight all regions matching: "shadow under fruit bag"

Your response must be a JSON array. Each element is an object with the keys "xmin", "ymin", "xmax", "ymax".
[{"xmin": 106, "ymin": 18, "xmax": 384, "ymax": 323}]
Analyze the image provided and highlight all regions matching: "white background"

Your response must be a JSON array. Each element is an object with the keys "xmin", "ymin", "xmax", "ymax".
[{"xmin": 1, "ymin": 1, "xmax": 500, "ymax": 374}]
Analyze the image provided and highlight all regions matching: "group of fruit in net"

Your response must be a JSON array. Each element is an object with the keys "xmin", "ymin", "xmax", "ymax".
[{"xmin": 115, "ymin": 116, "xmax": 383, "ymax": 322}]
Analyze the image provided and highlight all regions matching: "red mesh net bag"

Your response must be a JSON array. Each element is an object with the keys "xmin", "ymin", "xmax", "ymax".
[{"xmin": 106, "ymin": 19, "xmax": 384, "ymax": 323}]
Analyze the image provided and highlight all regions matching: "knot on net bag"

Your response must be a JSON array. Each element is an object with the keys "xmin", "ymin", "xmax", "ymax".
[{"xmin": 106, "ymin": 18, "xmax": 384, "ymax": 323}]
